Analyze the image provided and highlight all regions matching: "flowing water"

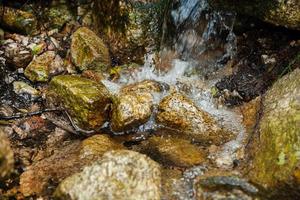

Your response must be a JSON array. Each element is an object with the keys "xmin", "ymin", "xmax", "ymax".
[{"xmin": 102, "ymin": 2, "xmax": 248, "ymax": 198}]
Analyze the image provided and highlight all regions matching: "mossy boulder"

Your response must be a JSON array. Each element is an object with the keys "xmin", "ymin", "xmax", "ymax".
[
  {"xmin": 54, "ymin": 150, "xmax": 161, "ymax": 200},
  {"xmin": 71, "ymin": 27, "xmax": 111, "ymax": 72},
  {"xmin": 24, "ymin": 51, "xmax": 64, "ymax": 82},
  {"xmin": 111, "ymin": 91, "xmax": 153, "ymax": 132},
  {"xmin": 156, "ymin": 92, "xmax": 235, "ymax": 145},
  {"xmin": 20, "ymin": 135, "xmax": 124, "ymax": 196},
  {"xmin": 209, "ymin": 0, "xmax": 300, "ymax": 30},
  {"xmin": 249, "ymin": 68, "xmax": 300, "ymax": 188},
  {"xmin": 48, "ymin": 75, "xmax": 111, "ymax": 130},
  {"xmin": 0, "ymin": 129, "xmax": 14, "ymax": 179},
  {"xmin": 0, "ymin": 6, "xmax": 37, "ymax": 34}
]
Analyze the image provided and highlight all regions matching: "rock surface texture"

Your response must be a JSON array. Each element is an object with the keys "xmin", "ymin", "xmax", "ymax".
[
  {"xmin": 71, "ymin": 27, "xmax": 111, "ymax": 72},
  {"xmin": 250, "ymin": 68, "xmax": 300, "ymax": 188},
  {"xmin": 54, "ymin": 150, "xmax": 161, "ymax": 200},
  {"xmin": 48, "ymin": 75, "xmax": 111, "ymax": 130},
  {"xmin": 156, "ymin": 92, "xmax": 234, "ymax": 145}
]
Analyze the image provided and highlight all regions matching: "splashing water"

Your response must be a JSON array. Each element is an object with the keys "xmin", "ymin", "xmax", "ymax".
[{"xmin": 102, "ymin": 0, "xmax": 246, "ymax": 171}]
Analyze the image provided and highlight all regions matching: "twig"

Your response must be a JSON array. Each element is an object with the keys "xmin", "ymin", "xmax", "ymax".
[
  {"xmin": 0, "ymin": 108, "xmax": 61, "ymax": 120},
  {"xmin": 64, "ymin": 111, "xmax": 95, "ymax": 135}
]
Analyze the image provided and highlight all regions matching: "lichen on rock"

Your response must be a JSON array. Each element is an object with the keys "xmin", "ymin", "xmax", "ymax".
[
  {"xmin": 249, "ymin": 68, "xmax": 300, "ymax": 188},
  {"xmin": 47, "ymin": 75, "xmax": 111, "ymax": 130},
  {"xmin": 71, "ymin": 27, "xmax": 111, "ymax": 72}
]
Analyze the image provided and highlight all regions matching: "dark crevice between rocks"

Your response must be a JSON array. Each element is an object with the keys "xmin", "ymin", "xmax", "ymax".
[{"xmin": 214, "ymin": 19, "xmax": 300, "ymax": 106}]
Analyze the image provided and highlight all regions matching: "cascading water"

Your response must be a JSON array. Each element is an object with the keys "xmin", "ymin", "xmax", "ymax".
[
  {"xmin": 102, "ymin": 1, "xmax": 246, "ymax": 199},
  {"xmin": 103, "ymin": 0, "xmax": 245, "ymax": 165}
]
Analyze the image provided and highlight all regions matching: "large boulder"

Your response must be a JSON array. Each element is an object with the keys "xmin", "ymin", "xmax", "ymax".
[
  {"xmin": 0, "ymin": 129, "xmax": 14, "ymax": 179},
  {"xmin": 209, "ymin": 0, "xmax": 300, "ymax": 30},
  {"xmin": 24, "ymin": 51, "xmax": 64, "ymax": 82},
  {"xmin": 71, "ymin": 27, "xmax": 111, "ymax": 72},
  {"xmin": 20, "ymin": 134, "xmax": 124, "ymax": 196},
  {"xmin": 249, "ymin": 68, "xmax": 300, "ymax": 188},
  {"xmin": 54, "ymin": 150, "xmax": 161, "ymax": 200},
  {"xmin": 47, "ymin": 75, "xmax": 111, "ymax": 130},
  {"xmin": 0, "ymin": 6, "xmax": 37, "ymax": 34},
  {"xmin": 111, "ymin": 91, "xmax": 153, "ymax": 132},
  {"xmin": 156, "ymin": 92, "xmax": 234, "ymax": 145}
]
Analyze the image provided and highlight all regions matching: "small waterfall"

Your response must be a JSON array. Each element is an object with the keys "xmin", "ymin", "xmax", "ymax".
[
  {"xmin": 102, "ymin": 0, "xmax": 246, "ymax": 171},
  {"xmin": 166, "ymin": 0, "xmax": 236, "ymax": 74}
]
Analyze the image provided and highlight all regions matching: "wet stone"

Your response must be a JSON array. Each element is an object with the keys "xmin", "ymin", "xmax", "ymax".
[
  {"xmin": 250, "ymin": 68, "xmax": 300, "ymax": 188},
  {"xmin": 111, "ymin": 91, "xmax": 153, "ymax": 132},
  {"xmin": 0, "ymin": 6, "xmax": 37, "ymax": 34},
  {"xmin": 71, "ymin": 27, "xmax": 111, "ymax": 72},
  {"xmin": 47, "ymin": 75, "xmax": 111, "ymax": 130},
  {"xmin": 120, "ymin": 79, "xmax": 166, "ymax": 94},
  {"xmin": 24, "ymin": 51, "xmax": 64, "ymax": 82},
  {"xmin": 141, "ymin": 135, "xmax": 206, "ymax": 167},
  {"xmin": 156, "ymin": 92, "xmax": 235, "ymax": 145},
  {"xmin": 19, "ymin": 134, "xmax": 124, "ymax": 196},
  {"xmin": 196, "ymin": 176, "xmax": 258, "ymax": 200},
  {"xmin": 54, "ymin": 150, "xmax": 161, "ymax": 200}
]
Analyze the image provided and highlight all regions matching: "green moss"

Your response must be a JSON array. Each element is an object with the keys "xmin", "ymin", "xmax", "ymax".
[
  {"xmin": 48, "ymin": 75, "xmax": 111, "ymax": 129},
  {"xmin": 250, "ymin": 69, "xmax": 300, "ymax": 187}
]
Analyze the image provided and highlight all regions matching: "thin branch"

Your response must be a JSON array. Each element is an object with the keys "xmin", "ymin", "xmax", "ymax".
[{"xmin": 0, "ymin": 108, "xmax": 61, "ymax": 120}]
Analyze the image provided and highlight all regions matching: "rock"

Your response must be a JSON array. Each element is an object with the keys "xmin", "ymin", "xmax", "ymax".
[
  {"xmin": 196, "ymin": 176, "xmax": 258, "ymax": 200},
  {"xmin": 13, "ymin": 81, "xmax": 39, "ymax": 98},
  {"xmin": 209, "ymin": 0, "xmax": 300, "ymax": 31},
  {"xmin": 48, "ymin": 75, "xmax": 111, "ymax": 130},
  {"xmin": 120, "ymin": 80, "xmax": 166, "ymax": 94},
  {"xmin": 161, "ymin": 168, "xmax": 183, "ymax": 200},
  {"xmin": 142, "ymin": 135, "xmax": 206, "ymax": 167},
  {"xmin": 81, "ymin": 70, "xmax": 105, "ymax": 82},
  {"xmin": 111, "ymin": 91, "xmax": 153, "ymax": 132},
  {"xmin": 0, "ymin": 129, "xmax": 14, "ymax": 179},
  {"xmin": 156, "ymin": 92, "xmax": 234, "ymax": 145},
  {"xmin": 54, "ymin": 150, "xmax": 161, "ymax": 200},
  {"xmin": 92, "ymin": 1, "xmax": 166, "ymax": 64},
  {"xmin": 20, "ymin": 134, "xmax": 123, "ymax": 196},
  {"xmin": 249, "ymin": 68, "xmax": 300, "ymax": 188},
  {"xmin": 3, "ymin": 36, "xmax": 33, "ymax": 68},
  {"xmin": 24, "ymin": 51, "xmax": 64, "ymax": 82},
  {"xmin": 46, "ymin": 3, "xmax": 74, "ymax": 30},
  {"xmin": 0, "ymin": 6, "xmax": 37, "ymax": 34},
  {"xmin": 71, "ymin": 27, "xmax": 110, "ymax": 72}
]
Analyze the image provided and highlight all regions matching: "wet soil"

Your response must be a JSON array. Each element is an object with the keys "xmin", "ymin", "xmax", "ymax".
[{"xmin": 215, "ymin": 18, "xmax": 300, "ymax": 106}]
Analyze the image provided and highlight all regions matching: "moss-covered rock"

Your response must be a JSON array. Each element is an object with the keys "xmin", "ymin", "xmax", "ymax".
[
  {"xmin": 54, "ymin": 150, "xmax": 161, "ymax": 200},
  {"xmin": 46, "ymin": 3, "xmax": 74, "ymax": 30},
  {"xmin": 0, "ymin": 6, "xmax": 37, "ymax": 34},
  {"xmin": 249, "ymin": 68, "xmax": 300, "ymax": 188},
  {"xmin": 71, "ymin": 27, "xmax": 111, "ymax": 72},
  {"xmin": 92, "ymin": 0, "xmax": 168, "ymax": 64},
  {"xmin": 209, "ymin": 0, "xmax": 300, "ymax": 30},
  {"xmin": 111, "ymin": 91, "xmax": 153, "ymax": 132},
  {"xmin": 0, "ymin": 129, "xmax": 14, "ymax": 179},
  {"xmin": 48, "ymin": 75, "xmax": 111, "ymax": 130},
  {"xmin": 24, "ymin": 51, "xmax": 64, "ymax": 82},
  {"xmin": 20, "ymin": 135, "xmax": 123, "ymax": 196},
  {"xmin": 156, "ymin": 92, "xmax": 235, "ymax": 145}
]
